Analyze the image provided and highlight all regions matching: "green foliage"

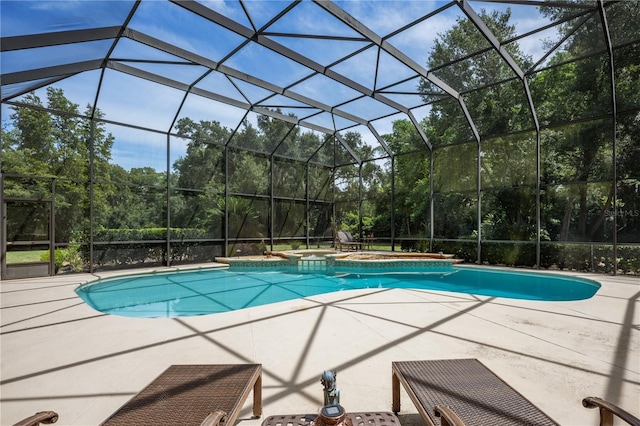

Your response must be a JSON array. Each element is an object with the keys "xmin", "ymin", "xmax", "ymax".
[
  {"xmin": 88, "ymin": 228, "xmax": 213, "ymax": 268},
  {"xmin": 93, "ymin": 228, "xmax": 206, "ymax": 241},
  {"xmin": 3, "ymin": 88, "xmax": 113, "ymax": 243},
  {"xmin": 618, "ymin": 246, "xmax": 640, "ymax": 275},
  {"xmin": 481, "ymin": 242, "xmax": 536, "ymax": 267},
  {"xmin": 423, "ymin": 8, "xmax": 533, "ymax": 142},
  {"xmin": 400, "ymin": 238, "xmax": 430, "ymax": 253},
  {"xmin": 432, "ymin": 241, "xmax": 477, "ymax": 263},
  {"xmin": 40, "ymin": 245, "xmax": 85, "ymax": 273},
  {"xmin": 92, "ymin": 243, "xmax": 165, "ymax": 268},
  {"xmin": 383, "ymin": 122, "xmax": 431, "ymax": 239}
]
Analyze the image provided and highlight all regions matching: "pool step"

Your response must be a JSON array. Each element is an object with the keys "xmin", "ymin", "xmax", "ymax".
[{"xmin": 298, "ymin": 258, "xmax": 327, "ymax": 273}]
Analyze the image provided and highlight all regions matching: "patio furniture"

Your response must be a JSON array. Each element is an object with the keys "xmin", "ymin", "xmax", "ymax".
[
  {"xmin": 582, "ymin": 397, "xmax": 640, "ymax": 426},
  {"xmin": 337, "ymin": 231, "xmax": 364, "ymax": 251},
  {"xmin": 365, "ymin": 233, "xmax": 374, "ymax": 250},
  {"xmin": 392, "ymin": 359, "xmax": 559, "ymax": 426},
  {"xmin": 101, "ymin": 364, "xmax": 262, "ymax": 426},
  {"xmin": 261, "ymin": 411, "xmax": 400, "ymax": 426},
  {"xmin": 12, "ymin": 411, "xmax": 58, "ymax": 426}
]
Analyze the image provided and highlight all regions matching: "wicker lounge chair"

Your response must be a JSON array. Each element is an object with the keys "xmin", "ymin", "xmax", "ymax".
[
  {"xmin": 392, "ymin": 359, "xmax": 559, "ymax": 426},
  {"xmin": 12, "ymin": 411, "xmax": 58, "ymax": 426},
  {"xmin": 337, "ymin": 231, "xmax": 363, "ymax": 251},
  {"xmin": 582, "ymin": 397, "xmax": 640, "ymax": 426},
  {"xmin": 101, "ymin": 364, "xmax": 262, "ymax": 426}
]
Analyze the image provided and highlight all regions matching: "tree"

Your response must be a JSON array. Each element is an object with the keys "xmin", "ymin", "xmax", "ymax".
[
  {"xmin": 382, "ymin": 120, "xmax": 430, "ymax": 238},
  {"xmin": 2, "ymin": 92, "xmax": 53, "ymax": 181},
  {"xmin": 172, "ymin": 117, "xmax": 228, "ymax": 235},
  {"xmin": 414, "ymin": 8, "xmax": 534, "ymax": 249},
  {"xmin": 422, "ymin": 8, "xmax": 533, "ymax": 143},
  {"xmin": 3, "ymin": 88, "xmax": 114, "ymax": 243},
  {"xmin": 533, "ymin": 2, "xmax": 640, "ymax": 242}
]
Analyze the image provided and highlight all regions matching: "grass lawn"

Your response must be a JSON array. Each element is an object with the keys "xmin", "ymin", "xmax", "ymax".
[{"xmin": 6, "ymin": 250, "xmax": 47, "ymax": 264}]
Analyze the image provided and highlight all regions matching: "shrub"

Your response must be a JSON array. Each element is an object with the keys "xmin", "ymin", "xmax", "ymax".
[
  {"xmin": 618, "ymin": 245, "xmax": 640, "ymax": 274},
  {"xmin": 400, "ymin": 238, "xmax": 428, "ymax": 252},
  {"xmin": 41, "ymin": 245, "xmax": 85, "ymax": 273},
  {"xmin": 93, "ymin": 228, "xmax": 207, "ymax": 241}
]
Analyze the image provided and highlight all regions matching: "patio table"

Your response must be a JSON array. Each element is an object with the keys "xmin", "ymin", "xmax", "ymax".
[{"xmin": 261, "ymin": 411, "xmax": 399, "ymax": 426}]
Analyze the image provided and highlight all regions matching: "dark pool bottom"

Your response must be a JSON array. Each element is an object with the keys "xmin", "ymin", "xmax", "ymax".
[{"xmin": 75, "ymin": 266, "xmax": 601, "ymax": 318}]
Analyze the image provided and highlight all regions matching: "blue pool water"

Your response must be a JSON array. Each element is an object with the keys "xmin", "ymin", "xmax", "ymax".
[
  {"xmin": 75, "ymin": 266, "xmax": 600, "ymax": 318},
  {"xmin": 76, "ymin": 266, "xmax": 600, "ymax": 318}
]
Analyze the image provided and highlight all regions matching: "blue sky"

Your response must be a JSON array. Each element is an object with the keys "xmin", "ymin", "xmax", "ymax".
[{"xmin": 1, "ymin": 0, "xmax": 557, "ymax": 172}]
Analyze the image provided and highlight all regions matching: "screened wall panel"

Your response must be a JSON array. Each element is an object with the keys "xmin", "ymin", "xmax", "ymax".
[
  {"xmin": 432, "ymin": 192, "xmax": 477, "ymax": 240},
  {"xmin": 540, "ymin": 242, "xmax": 615, "ymax": 274},
  {"xmin": 481, "ymin": 242, "xmax": 537, "ymax": 268},
  {"xmin": 433, "ymin": 241, "xmax": 477, "ymax": 263},
  {"xmin": 308, "ymin": 165, "xmax": 333, "ymax": 201},
  {"xmin": 334, "ymin": 165, "xmax": 359, "ymax": 203},
  {"xmin": 170, "ymin": 189, "xmax": 223, "ymax": 240},
  {"xmin": 93, "ymin": 184, "xmax": 166, "ymax": 237},
  {"xmin": 2, "ymin": 176, "xmax": 51, "ymax": 200},
  {"xmin": 2, "ymin": 106, "xmax": 92, "ymax": 180},
  {"xmin": 614, "ymin": 45, "xmax": 640, "ymax": 111},
  {"xmin": 481, "ymin": 133, "xmax": 537, "ymax": 190},
  {"xmin": 361, "ymin": 198, "xmax": 390, "ymax": 244},
  {"xmin": 170, "ymin": 137, "xmax": 225, "ymax": 192},
  {"xmin": 273, "ymin": 158, "xmax": 306, "ymax": 199},
  {"xmin": 540, "ymin": 120, "xmax": 614, "ymax": 185},
  {"xmin": 335, "ymin": 200, "xmax": 359, "ymax": 237},
  {"xmin": 471, "ymin": 81, "xmax": 535, "ymax": 139},
  {"xmin": 481, "ymin": 188, "xmax": 537, "ymax": 241},
  {"xmin": 618, "ymin": 245, "xmax": 640, "ymax": 275},
  {"xmin": 227, "ymin": 150, "xmax": 269, "ymax": 195},
  {"xmin": 308, "ymin": 203, "xmax": 333, "ymax": 240},
  {"xmin": 54, "ymin": 180, "xmax": 90, "ymax": 245},
  {"xmin": 541, "ymin": 182, "xmax": 614, "ymax": 243},
  {"xmin": 433, "ymin": 143, "xmax": 477, "ymax": 193},
  {"xmin": 169, "ymin": 241, "xmax": 223, "ymax": 265},
  {"xmin": 531, "ymin": 58, "xmax": 614, "ymax": 126},
  {"xmin": 392, "ymin": 150, "xmax": 430, "ymax": 241},
  {"xmin": 5, "ymin": 201, "xmax": 49, "ymax": 243},
  {"xmin": 426, "ymin": 98, "xmax": 476, "ymax": 147},
  {"xmin": 392, "ymin": 184, "xmax": 412, "ymax": 239},
  {"xmin": 618, "ymin": 111, "xmax": 640, "ymax": 182},
  {"xmin": 227, "ymin": 196, "xmax": 268, "ymax": 240},
  {"xmin": 100, "ymin": 124, "xmax": 167, "ymax": 181},
  {"xmin": 615, "ymin": 183, "xmax": 640, "ymax": 244},
  {"xmin": 274, "ymin": 200, "xmax": 306, "ymax": 239},
  {"xmin": 97, "ymin": 70, "xmax": 186, "ymax": 132},
  {"xmin": 92, "ymin": 243, "xmax": 167, "ymax": 271}
]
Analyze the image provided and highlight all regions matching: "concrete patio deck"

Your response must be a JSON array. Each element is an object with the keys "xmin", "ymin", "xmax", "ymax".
[{"xmin": 1, "ymin": 264, "xmax": 638, "ymax": 425}]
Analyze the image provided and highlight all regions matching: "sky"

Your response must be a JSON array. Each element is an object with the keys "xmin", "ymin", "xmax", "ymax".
[{"xmin": 1, "ymin": 0, "xmax": 559, "ymax": 172}]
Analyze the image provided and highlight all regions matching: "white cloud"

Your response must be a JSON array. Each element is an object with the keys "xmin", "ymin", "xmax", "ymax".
[{"xmin": 179, "ymin": 92, "xmax": 248, "ymax": 131}]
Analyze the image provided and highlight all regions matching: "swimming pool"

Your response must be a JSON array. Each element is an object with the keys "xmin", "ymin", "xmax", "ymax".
[{"xmin": 75, "ymin": 266, "xmax": 601, "ymax": 318}]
